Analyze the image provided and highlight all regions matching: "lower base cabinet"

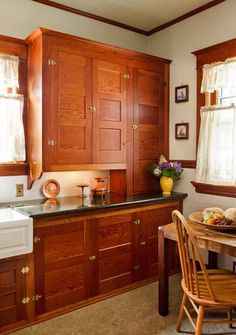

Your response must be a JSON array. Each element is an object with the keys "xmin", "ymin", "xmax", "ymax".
[
  {"xmin": 33, "ymin": 200, "xmax": 181, "ymax": 315},
  {"xmin": 0, "ymin": 199, "xmax": 183, "ymax": 333},
  {"xmin": 33, "ymin": 218, "xmax": 91, "ymax": 314},
  {"xmin": 0, "ymin": 256, "xmax": 27, "ymax": 329}
]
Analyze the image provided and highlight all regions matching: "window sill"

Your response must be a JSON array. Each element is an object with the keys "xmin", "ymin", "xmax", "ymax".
[
  {"xmin": 0, "ymin": 162, "xmax": 28, "ymax": 176},
  {"xmin": 191, "ymin": 181, "xmax": 236, "ymax": 198}
]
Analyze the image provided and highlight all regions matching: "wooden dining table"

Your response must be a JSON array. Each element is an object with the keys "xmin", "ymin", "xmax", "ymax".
[{"xmin": 158, "ymin": 220, "xmax": 236, "ymax": 316}]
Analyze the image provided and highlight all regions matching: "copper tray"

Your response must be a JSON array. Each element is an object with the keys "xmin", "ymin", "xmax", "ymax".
[{"xmin": 42, "ymin": 179, "xmax": 60, "ymax": 198}]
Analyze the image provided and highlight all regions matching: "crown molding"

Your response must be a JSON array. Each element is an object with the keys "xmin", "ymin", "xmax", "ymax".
[{"xmin": 31, "ymin": 0, "xmax": 226, "ymax": 36}]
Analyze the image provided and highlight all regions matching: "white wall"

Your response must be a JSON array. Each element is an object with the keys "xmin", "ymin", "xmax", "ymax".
[
  {"xmin": 0, "ymin": 0, "xmax": 147, "ymax": 203},
  {"xmin": 147, "ymin": 0, "xmax": 236, "ymax": 269},
  {"xmin": 0, "ymin": 0, "xmax": 146, "ymax": 52},
  {"xmin": 146, "ymin": 0, "xmax": 236, "ymax": 214}
]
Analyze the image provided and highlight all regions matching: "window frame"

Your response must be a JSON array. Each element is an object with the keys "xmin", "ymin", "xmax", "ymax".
[
  {"xmin": 192, "ymin": 38, "xmax": 236, "ymax": 197},
  {"xmin": 0, "ymin": 34, "xmax": 28, "ymax": 176}
]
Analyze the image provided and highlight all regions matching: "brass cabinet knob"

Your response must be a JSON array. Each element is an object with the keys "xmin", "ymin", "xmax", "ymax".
[
  {"xmin": 89, "ymin": 107, "xmax": 97, "ymax": 112},
  {"xmin": 32, "ymin": 294, "xmax": 42, "ymax": 302},
  {"xmin": 89, "ymin": 255, "xmax": 96, "ymax": 261},
  {"xmin": 21, "ymin": 266, "xmax": 30, "ymax": 274},
  {"xmin": 132, "ymin": 124, "xmax": 138, "ymax": 130},
  {"xmin": 134, "ymin": 219, "xmax": 141, "ymax": 225},
  {"xmin": 140, "ymin": 241, "xmax": 146, "ymax": 246},
  {"xmin": 22, "ymin": 297, "xmax": 30, "ymax": 304}
]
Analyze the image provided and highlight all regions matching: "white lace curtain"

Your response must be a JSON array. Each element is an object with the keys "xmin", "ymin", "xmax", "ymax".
[
  {"xmin": 201, "ymin": 57, "xmax": 236, "ymax": 93},
  {"xmin": 195, "ymin": 105, "xmax": 236, "ymax": 185},
  {"xmin": 0, "ymin": 55, "xmax": 19, "ymax": 92},
  {"xmin": 0, "ymin": 55, "xmax": 25, "ymax": 163}
]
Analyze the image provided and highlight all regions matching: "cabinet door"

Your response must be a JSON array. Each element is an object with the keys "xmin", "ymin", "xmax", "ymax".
[
  {"xmin": 0, "ymin": 256, "xmax": 27, "ymax": 328},
  {"xmin": 133, "ymin": 68, "xmax": 164, "ymax": 194},
  {"xmin": 34, "ymin": 220, "xmax": 91, "ymax": 314},
  {"xmin": 92, "ymin": 60, "xmax": 127, "ymax": 164},
  {"xmin": 44, "ymin": 39, "xmax": 93, "ymax": 169},
  {"xmin": 92, "ymin": 211, "xmax": 137, "ymax": 295},
  {"xmin": 138, "ymin": 203, "xmax": 180, "ymax": 280}
]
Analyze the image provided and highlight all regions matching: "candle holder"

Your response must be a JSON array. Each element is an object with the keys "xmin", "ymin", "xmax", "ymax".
[{"xmin": 77, "ymin": 183, "xmax": 89, "ymax": 198}]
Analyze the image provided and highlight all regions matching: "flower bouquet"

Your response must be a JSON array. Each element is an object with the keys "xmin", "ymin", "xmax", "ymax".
[{"xmin": 148, "ymin": 155, "xmax": 183, "ymax": 195}]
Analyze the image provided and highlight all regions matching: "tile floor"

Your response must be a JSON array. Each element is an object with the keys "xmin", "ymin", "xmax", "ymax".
[{"xmin": 12, "ymin": 275, "xmax": 236, "ymax": 335}]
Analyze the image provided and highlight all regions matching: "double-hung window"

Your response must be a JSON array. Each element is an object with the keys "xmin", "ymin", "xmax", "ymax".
[{"xmin": 0, "ymin": 55, "xmax": 25, "ymax": 164}]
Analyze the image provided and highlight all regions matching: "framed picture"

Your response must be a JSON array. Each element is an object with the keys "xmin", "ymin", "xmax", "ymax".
[
  {"xmin": 175, "ymin": 123, "xmax": 189, "ymax": 140},
  {"xmin": 175, "ymin": 85, "xmax": 189, "ymax": 103}
]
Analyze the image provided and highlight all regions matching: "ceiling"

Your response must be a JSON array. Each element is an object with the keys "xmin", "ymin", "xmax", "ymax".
[{"xmin": 33, "ymin": 0, "xmax": 226, "ymax": 35}]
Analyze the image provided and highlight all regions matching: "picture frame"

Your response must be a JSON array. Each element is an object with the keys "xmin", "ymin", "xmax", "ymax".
[
  {"xmin": 175, "ymin": 123, "xmax": 189, "ymax": 140},
  {"xmin": 175, "ymin": 85, "xmax": 189, "ymax": 103}
]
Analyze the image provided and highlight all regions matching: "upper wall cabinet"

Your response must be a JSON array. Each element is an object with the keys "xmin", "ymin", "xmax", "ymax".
[{"xmin": 26, "ymin": 28, "xmax": 170, "ymax": 190}]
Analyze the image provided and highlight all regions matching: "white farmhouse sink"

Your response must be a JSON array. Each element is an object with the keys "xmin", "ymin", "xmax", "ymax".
[{"xmin": 0, "ymin": 208, "xmax": 33, "ymax": 259}]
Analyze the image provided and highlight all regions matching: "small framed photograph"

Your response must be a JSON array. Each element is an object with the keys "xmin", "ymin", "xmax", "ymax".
[
  {"xmin": 175, "ymin": 85, "xmax": 189, "ymax": 103},
  {"xmin": 175, "ymin": 123, "xmax": 189, "ymax": 140}
]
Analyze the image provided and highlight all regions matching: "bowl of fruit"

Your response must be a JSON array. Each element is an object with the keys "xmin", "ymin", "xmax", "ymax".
[{"xmin": 189, "ymin": 207, "xmax": 236, "ymax": 230}]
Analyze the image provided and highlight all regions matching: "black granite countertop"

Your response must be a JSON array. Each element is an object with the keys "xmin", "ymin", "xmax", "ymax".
[{"xmin": 11, "ymin": 192, "xmax": 187, "ymax": 219}]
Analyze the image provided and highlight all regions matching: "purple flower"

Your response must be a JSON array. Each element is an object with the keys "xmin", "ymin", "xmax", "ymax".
[
  {"xmin": 173, "ymin": 162, "xmax": 183, "ymax": 173},
  {"xmin": 160, "ymin": 161, "xmax": 171, "ymax": 169}
]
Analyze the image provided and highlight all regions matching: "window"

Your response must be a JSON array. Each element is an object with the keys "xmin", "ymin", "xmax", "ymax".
[
  {"xmin": 0, "ymin": 55, "xmax": 25, "ymax": 163},
  {"xmin": 195, "ymin": 57, "xmax": 236, "ymax": 187},
  {"xmin": 192, "ymin": 39, "xmax": 236, "ymax": 197},
  {"xmin": 218, "ymin": 87, "xmax": 236, "ymax": 106}
]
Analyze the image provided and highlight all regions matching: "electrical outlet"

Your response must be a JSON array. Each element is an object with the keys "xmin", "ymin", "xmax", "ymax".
[{"xmin": 16, "ymin": 184, "xmax": 24, "ymax": 197}]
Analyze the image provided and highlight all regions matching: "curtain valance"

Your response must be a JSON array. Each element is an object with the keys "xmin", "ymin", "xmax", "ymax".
[
  {"xmin": 0, "ymin": 55, "xmax": 19, "ymax": 90},
  {"xmin": 201, "ymin": 57, "xmax": 236, "ymax": 93}
]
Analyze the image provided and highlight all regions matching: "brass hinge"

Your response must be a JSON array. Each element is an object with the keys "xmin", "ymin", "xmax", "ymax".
[
  {"xmin": 123, "ymin": 74, "xmax": 130, "ymax": 79},
  {"xmin": 34, "ymin": 236, "xmax": 41, "ymax": 243},
  {"xmin": 48, "ymin": 59, "xmax": 57, "ymax": 66},
  {"xmin": 21, "ymin": 266, "xmax": 30, "ymax": 274}
]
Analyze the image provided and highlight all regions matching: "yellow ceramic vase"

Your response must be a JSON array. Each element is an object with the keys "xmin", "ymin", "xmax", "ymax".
[{"xmin": 160, "ymin": 176, "xmax": 173, "ymax": 196}]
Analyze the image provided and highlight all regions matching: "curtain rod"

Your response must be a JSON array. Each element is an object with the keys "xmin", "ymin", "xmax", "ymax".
[{"xmin": 201, "ymin": 103, "xmax": 236, "ymax": 111}]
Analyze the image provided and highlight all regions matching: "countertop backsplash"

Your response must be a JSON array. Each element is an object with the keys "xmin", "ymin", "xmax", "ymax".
[{"xmin": 0, "ymin": 170, "xmax": 109, "ymax": 203}]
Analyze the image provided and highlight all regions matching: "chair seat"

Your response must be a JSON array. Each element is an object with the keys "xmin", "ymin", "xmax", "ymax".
[{"xmin": 182, "ymin": 269, "xmax": 236, "ymax": 306}]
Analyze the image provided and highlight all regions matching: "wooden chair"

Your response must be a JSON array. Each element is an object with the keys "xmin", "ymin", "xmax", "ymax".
[{"xmin": 172, "ymin": 210, "xmax": 236, "ymax": 335}]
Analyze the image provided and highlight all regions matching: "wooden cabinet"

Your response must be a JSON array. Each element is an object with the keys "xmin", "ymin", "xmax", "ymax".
[
  {"xmin": 32, "ymin": 199, "xmax": 181, "ymax": 315},
  {"xmin": 45, "ymin": 44, "xmax": 93, "ymax": 167},
  {"xmin": 92, "ymin": 60, "xmax": 127, "ymax": 164},
  {"xmin": 132, "ymin": 68, "xmax": 166, "ymax": 194},
  {"xmin": 27, "ymin": 30, "xmax": 130, "ymax": 186},
  {"xmin": 33, "ymin": 217, "xmax": 91, "ymax": 315},
  {"xmin": 0, "ymin": 197, "xmax": 184, "ymax": 333},
  {"xmin": 0, "ymin": 256, "xmax": 27, "ymax": 328},
  {"xmin": 27, "ymin": 28, "xmax": 170, "ymax": 189},
  {"xmin": 92, "ymin": 211, "xmax": 137, "ymax": 295}
]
